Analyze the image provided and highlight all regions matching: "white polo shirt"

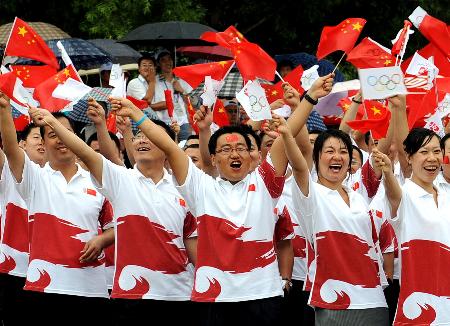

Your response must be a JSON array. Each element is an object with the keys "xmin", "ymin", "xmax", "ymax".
[
  {"xmin": 154, "ymin": 76, "xmax": 192, "ymax": 125},
  {"xmin": 92, "ymin": 157, "xmax": 195, "ymax": 300},
  {"xmin": 14, "ymin": 155, "xmax": 112, "ymax": 298},
  {"xmin": 175, "ymin": 156, "xmax": 285, "ymax": 302},
  {"xmin": 291, "ymin": 175, "xmax": 387, "ymax": 310},
  {"xmin": 388, "ymin": 179, "xmax": 450, "ymax": 325},
  {"xmin": 0, "ymin": 159, "xmax": 29, "ymax": 277}
]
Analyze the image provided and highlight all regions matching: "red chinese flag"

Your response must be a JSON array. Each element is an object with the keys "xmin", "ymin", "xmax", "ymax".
[
  {"xmin": 391, "ymin": 21, "xmax": 413, "ymax": 56},
  {"xmin": 173, "ymin": 60, "xmax": 235, "ymax": 89},
  {"xmin": 33, "ymin": 65, "xmax": 81, "ymax": 112},
  {"xmin": 10, "ymin": 65, "xmax": 58, "ymax": 88},
  {"xmin": 126, "ymin": 95, "xmax": 148, "ymax": 110},
  {"xmin": 106, "ymin": 113, "xmax": 117, "ymax": 134},
  {"xmin": 262, "ymin": 65, "xmax": 304, "ymax": 102},
  {"xmin": 402, "ymin": 43, "xmax": 450, "ymax": 77},
  {"xmin": 347, "ymin": 37, "xmax": 396, "ymax": 69},
  {"xmin": 201, "ymin": 25, "xmax": 248, "ymax": 48},
  {"xmin": 5, "ymin": 18, "xmax": 59, "ymax": 69},
  {"xmin": 14, "ymin": 114, "xmax": 31, "ymax": 132},
  {"xmin": 407, "ymin": 86, "xmax": 445, "ymax": 129},
  {"xmin": 231, "ymin": 41, "xmax": 276, "ymax": 81},
  {"xmin": 346, "ymin": 103, "xmax": 391, "ymax": 140},
  {"xmin": 337, "ymin": 97, "xmax": 352, "ymax": 113},
  {"xmin": 213, "ymin": 100, "xmax": 230, "ymax": 127},
  {"xmin": 0, "ymin": 72, "xmax": 28, "ymax": 106},
  {"xmin": 164, "ymin": 89, "xmax": 174, "ymax": 118},
  {"xmin": 186, "ymin": 96, "xmax": 199, "ymax": 134},
  {"xmin": 316, "ymin": 18, "xmax": 366, "ymax": 60}
]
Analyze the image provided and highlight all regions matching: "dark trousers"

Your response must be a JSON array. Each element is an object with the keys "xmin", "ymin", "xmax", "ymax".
[
  {"xmin": 0, "ymin": 273, "xmax": 27, "ymax": 325},
  {"xmin": 113, "ymin": 298, "xmax": 198, "ymax": 326},
  {"xmin": 282, "ymin": 279, "xmax": 315, "ymax": 325},
  {"xmin": 384, "ymin": 279, "xmax": 400, "ymax": 325},
  {"xmin": 24, "ymin": 291, "xmax": 110, "ymax": 326},
  {"xmin": 197, "ymin": 296, "xmax": 283, "ymax": 326}
]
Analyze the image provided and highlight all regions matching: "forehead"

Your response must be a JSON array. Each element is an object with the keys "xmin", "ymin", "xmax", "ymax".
[
  {"xmin": 217, "ymin": 133, "xmax": 245, "ymax": 146},
  {"xmin": 185, "ymin": 147, "xmax": 200, "ymax": 156},
  {"xmin": 323, "ymin": 137, "xmax": 347, "ymax": 149},
  {"xmin": 159, "ymin": 54, "xmax": 172, "ymax": 62},
  {"xmin": 140, "ymin": 59, "xmax": 154, "ymax": 66}
]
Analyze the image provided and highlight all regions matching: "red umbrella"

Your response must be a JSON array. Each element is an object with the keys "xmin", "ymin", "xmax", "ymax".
[{"xmin": 177, "ymin": 45, "xmax": 233, "ymax": 61}]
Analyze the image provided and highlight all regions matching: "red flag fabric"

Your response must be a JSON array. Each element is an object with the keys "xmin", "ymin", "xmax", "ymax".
[
  {"xmin": 126, "ymin": 95, "xmax": 148, "ymax": 110},
  {"xmin": 262, "ymin": 65, "xmax": 304, "ymax": 102},
  {"xmin": 316, "ymin": 18, "xmax": 366, "ymax": 60},
  {"xmin": 201, "ymin": 25, "xmax": 248, "ymax": 48},
  {"xmin": 337, "ymin": 97, "xmax": 365, "ymax": 119},
  {"xmin": 0, "ymin": 72, "xmax": 29, "ymax": 106},
  {"xmin": 186, "ymin": 96, "xmax": 199, "ymax": 134},
  {"xmin": 391, "ymin": 21, "xmax": 413, "ymax": 56},
  {"xmin": 33, "ymin": 65, "xmax": 81, "ymax": 111},
  {"xmin": 14, "ymin": 114, "xmax": 31, "ymax": 132},
  {"xmin": 402, "ymin": 43, "xmax": 450, "ymax": 77},
  {"xmin": 347, "ymin": 37, "xmax": 396, "ymax": 69},
  {"xmin": 10, "ymin": 65, "xmax": 58, "ymax": 88},
  {"xmin": 173, "ymin": 60, "xmax": 235, "ymax": 89},
  {"xmin": 164, "ymin": 89, "xmax": 174, "ymax": 118},
  {"xmin": 5, "ymin": 18, "xmax": 59, "ymax": 69},
  {"xmin": 347, "ymin": 101, "xmax": 391, "ymax": 139},
  {"xmin": 213, "ymin": 100, "xmax": 230, "ymax": 127},
  {"xmin": 106, "ymin": 113, "xmax": 117, "ymax": 134},
  {"xmin": 407, "ymin": 86, "xmax": 446, "ymax": 129}
]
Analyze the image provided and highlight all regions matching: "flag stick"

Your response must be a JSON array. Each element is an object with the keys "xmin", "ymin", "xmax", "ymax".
[
  {"xmin": 332, "ymin": 52, "xmax": 346, "ymax": 74},
  {"xmin": 275, "ymin": 70, "xmax": 286, "ymax": 83}
]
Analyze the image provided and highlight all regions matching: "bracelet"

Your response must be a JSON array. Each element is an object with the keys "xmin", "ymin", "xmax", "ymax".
[
  {"xmin": 135, "ymin": 115, "xmax": 148, "ymax": 127},
  {"xmin": 303, "ymin": 93, "xmax": 318, "ymax": 105},
  {"xmin": 352, "ymin": 97, "xmax": 363, "ymax": 104}
]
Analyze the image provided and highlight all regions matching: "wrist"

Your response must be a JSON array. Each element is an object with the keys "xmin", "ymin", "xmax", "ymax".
[
  {"xmin": 131, "ymin": 110, "xmax": 145, "ymax": 122},
  {"xmin": 352, "ymin": 96, "xmax": 362, "ymax": 104},
  {"xmin": 304, "ymin": 92, "xmax": 318, "ymax": 105}
]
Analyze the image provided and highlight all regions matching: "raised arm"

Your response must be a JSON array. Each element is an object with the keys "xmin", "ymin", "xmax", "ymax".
[
  {"xmin": 109, "ymin": 97, "xmax": 189, "ymax": 185},
  {"xmin": 87, "ymin": 98, "xmax": 124, "ymax": 166},
  {"xmin": 269, "ymin": 74, "xmax": 334, "ymax": 177},
  {"xmin": 339, "ymin": 91, "xmax": 362, "ymax": 134},
  {"xmin": 0, "ymin": 93, "xmax": 25, "ymax": 182},
  {"xmin": 390, "ymin": 95, "xmax": 410, "ymax": 177},
  {"xmin": 116, "ymin": 116, "xmax": 135, "ymax": 166},
  {"xmin": 193, "ymin": 106, "xmax": 215, "ymax": 173},
  {"xmin": 372, "ymin": 148, "xmax": 402, "ymax": 217},
  {"xmin": 28, "ymin": 107, "xmax": 104, "ymax": 184}
]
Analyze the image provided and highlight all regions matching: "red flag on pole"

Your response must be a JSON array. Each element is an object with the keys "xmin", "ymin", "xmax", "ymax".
[
  {"xmin": 0, "ymin": 72, "xmax": 29, "ymax": 106},
  {"xmin": 347, "ymin": 37, "xmax": 396, "ymax": 69},
  {"xmin": 316, "ymin": 18, "xmax": 366, "ymax": 60},
  {"xmin": 4, "ymin": 18, "xmax": 59, "ymax": 69},
  {"xmin": 10, "ymin": 65, "xmax": 58, "ymax": 88},
  {"xmin": 164, "ymin": 89, "xmax": 174, "ymax": 118},
  {"xmin": 186, "ymin": 96, "xmax": 199, "ymax": 134},
  {"xmin": 262, "ymin": 65, "xmax": 304, "ymax": 102},
  {"xmin": 346, "ymin": 101, "xmax": 391, "ymax": 139},
  {"xmin": 391, "ymin": 21, "xmax": 413, "ymax": 56},
  {"xmin": 173, "ymin": 60, "xmax": 235, "ymax": 89},
  {"xmin": 213, "ymin": 100, "xmax": 230, "ymax": 127}
]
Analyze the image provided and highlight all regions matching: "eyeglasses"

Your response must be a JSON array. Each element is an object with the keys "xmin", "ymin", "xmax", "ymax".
[
  {"xmin": 131, "ymin": 134, "xmax": 148, "ymax": 142},
  {"xmin": 215, "ymin": 146, "xmax": 249, "ymax": 155}
]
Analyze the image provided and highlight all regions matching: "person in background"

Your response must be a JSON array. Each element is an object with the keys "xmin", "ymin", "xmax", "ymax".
[{"xmin": 100, "ymin": 62, "xmax": 113, "ymax": 88}]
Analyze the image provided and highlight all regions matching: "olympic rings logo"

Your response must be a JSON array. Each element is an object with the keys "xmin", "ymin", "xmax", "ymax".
[
  {"xmin": 249, "ymin": 95, "xmax": 267, "ymax": 112},
  {"xmin": 367, "ymin": 74, "xmax": 402, "ymax": 91}
]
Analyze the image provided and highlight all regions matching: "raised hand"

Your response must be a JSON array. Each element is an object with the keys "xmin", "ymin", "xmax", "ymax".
[
  {"xmin": 0, "ymin": 92, "xmax": 11, "ymax": 110},
  {"xmin": 282, "ymin": 82, "xmax": 301, "ymax": 108},
  {"xmin": 372, "ymin": 148, "xmax": 393, "ymax": 174},
  {"xmin": 308, "ymin": 73, "xmax": 335, "ymax": 100},
  {"xmin": 271, "ymin": 112, "xmax": 289, "ymax": 136},
  {"xmin": 29, "ymin": 107, "xmax": 55, "ymax": 127},
  {"xmin": 170, "ymin": 120, "xmax": 180, "ymax": 135},
  {"xmin": 86, "ymin": 98, "xmax": 106, "ymax": 125},
  {"xmin": 269, "ymin": 99, "xmax": 285, "ymax": 110},
  {"xmin": 193, "ymin": 105, "xmax": 213, "ymax": 130},
  {"xmin": 116, "ymin": 115, "xmax": 131, "ymax": 134},
  {"xmin": 109, "ymin": 96, "xmax": 139, "ymax": 118},
  {"xmin": 387, "ymin": 94, "xmax": 406, "ymax": 109}
]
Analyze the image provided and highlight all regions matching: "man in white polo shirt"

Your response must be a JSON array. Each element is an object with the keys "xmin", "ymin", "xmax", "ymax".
[
  {"xmin": 26, "ymin": 98, "xmax": 197, "ymax": 326},
  {"xmin": 0, "ymin": 93, "xmax": 114, "ymax": 326},
  {"xmin": 107, "ymin": 73, "xmax": 334, "ymax": 325}
]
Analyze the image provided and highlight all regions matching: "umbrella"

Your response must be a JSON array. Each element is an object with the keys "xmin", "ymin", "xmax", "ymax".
[
  {"xmin": 119, "ymin": 21, "xmax": 217, "ymax": 46},
  {"xmin": 177, "ymin": 45, "xmax": 233, "ymax": 61},
  {"xmin": 0, "ymin": 22, "xmax": 70, "ymax": 44},
  {"xmin": 15, "ymin": 38, "xmax": 113, "ymax": 70},
  {"xmin": 88, "ymin": 39, "xmax": 142, "ymax": 65}
]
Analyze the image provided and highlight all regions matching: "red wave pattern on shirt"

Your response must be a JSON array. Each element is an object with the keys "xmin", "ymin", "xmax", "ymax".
[
  {"xmin": 0, "ymin": 255, "xmax": 16, "ymax": 273},
  {"xmin": 25, "ymin": 269, "xmax": 51, "ymax": 291},
  {"xmin": 3, "ymin": 203, "xmax": 29, "ymax": 253},
  {"xmin": 192, "ymin": 278, "xmax": 222, "ymax": 302}
]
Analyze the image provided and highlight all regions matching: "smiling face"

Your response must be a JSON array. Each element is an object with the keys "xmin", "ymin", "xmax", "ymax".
[
  {"xmin": 138, "ymin": 59, "xmax": 156, "ymax": 80},
  {"xmin": 20, "ymin": 126, "xmax": 46, "ymax": 166},
  {"xmin": 317, "ymin": 137, "xmax": 351, "ymax": 186},
  {"xmin": 211, "ymin": 133, "xmax": 251, "ymax": 183},
  {"xmin": 158, "ymin": 54, "xmax": 173, "ymax": 74},
  {"xmin": 350, "ymin": 149, "xmax": 362, "ymax": 174},
  {"xmin": 409, "ymin": 136, "xmax": 442, "ymax": 186},
  {"xmin": 132, "ymin": 129, "xmax": 166, "ymax": 165},
  {"xmin": 43, "ymin": 117, "xmax": 76, "ymax": 165},
  {"xmin": 185, "ymin": 146, "xmax": 204, "ymax": 170}
]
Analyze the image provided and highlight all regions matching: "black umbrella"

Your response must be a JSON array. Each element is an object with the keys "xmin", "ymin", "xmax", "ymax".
[
  {"xmin": 88, "ymin": 39, "xmax": 142, "ymax": 65},
  {"xmin": 119, "ymin": 21, "xmax": 217, "ymax": 46}
]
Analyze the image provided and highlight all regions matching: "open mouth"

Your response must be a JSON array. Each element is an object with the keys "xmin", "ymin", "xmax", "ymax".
[
  {"xmin": 424, "ymin": 166, "xmax": 438, "ymax": 173},
  {"xmin": 230, "ymin": 161, "xmax": 242, "ymax": 170},
  {"xmin": 137, "ymin": 147, "xmax": 151, "ymax": 152},
  {"xmin": 57, "ymin": 146, "xmax": 68, "ymax": 152},
  {"xmin": 329, "ymin": 164, "xmax": 343, "ymax": 173},
  {"xmin": 37, "ymin": 148, "xmax": 45, "ymax": 153}
]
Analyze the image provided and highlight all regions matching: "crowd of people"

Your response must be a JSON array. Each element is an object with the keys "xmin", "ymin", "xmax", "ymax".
[{"xmin": 0, "ymin": 47, "xmax": 449, "ymax": 326}]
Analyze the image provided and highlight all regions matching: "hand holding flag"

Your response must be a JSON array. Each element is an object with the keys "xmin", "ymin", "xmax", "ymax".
[
  {"xmin": 164, "ymin": 89, "xmax": 175, "ymax": 118},
  {"xmin": 236, "ymin": 80, "xmax": 272, "ymax": 121}
]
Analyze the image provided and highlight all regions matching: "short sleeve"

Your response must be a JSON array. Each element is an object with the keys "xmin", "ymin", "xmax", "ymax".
[
  {"xmin": 13, "ymin": 153, "xmax": 39, "ymax": 204},
  {"xmin": 257, "ymin": 155, "xmax": 285, "ymax": 199},
  {"xmin": 90, "ymin": 157, "xmax": 127, "ymax": 203},
  {"xmin": 174, "ymin": 158, "xmax": 208, "ymax": 213},
  {"xmin": 127, "ymin": 78, "xmax": 146, "ymax": 100}
]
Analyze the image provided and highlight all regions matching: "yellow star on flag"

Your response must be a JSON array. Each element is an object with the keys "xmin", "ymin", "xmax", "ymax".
[
  {"xmin": 343, "ymin": 103, "xmax": 350, "ymax": 110},
  {"xmin": 63, "ymin": 68, "xmax": 70, "ymax": 77},
  {"xmin": 383, "ymin": 59, "xmax": 392, "ymax": 66},
  {"xmin": 371, "ymin": 106, "xmax": 381, "ymax": 115},
  {"xmin": 18, "ymin": 26, "xmax": 28, "ymax": 37},
  {"xmin": 218, "ymin": 61, "xmax": 227, "ymax": 67},
  {"xmin": 271, "ymin": 90, "xmax": 278, "ymax": 96},
  {"xmin": 352, "ymin": 22, "xmax": 363, "ymax": 32}
]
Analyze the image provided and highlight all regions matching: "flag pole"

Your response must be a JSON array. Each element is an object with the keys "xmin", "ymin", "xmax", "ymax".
[
  {"xmin": 332, "ymin": 52, "xmax": 346, "ymax": 74},
  {"xmin": 275, "ymin": 70, "xmax": 286, "ymax": 83}
]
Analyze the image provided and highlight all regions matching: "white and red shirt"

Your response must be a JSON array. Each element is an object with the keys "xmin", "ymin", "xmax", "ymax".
[
  {"xmin": 14, "ymin": 155, "xmax": 112, "ymax": 297},
  {"xmin": 175, "ymin": 157, "xmax": 285, "ymax": 302},
  {"xmin": 345, "ymin": 157, "xmax": 381, "ymax": 204},
  {"xmin": 291, "ymin": 175, "xmax": 387, "ymax": 310},
  {"xmin": 92, "ymin": 157, "xmax": 195, "ymax": 300},
  {"xmin": 388, "ymin": 179, "xmax": 450, "ymax": 325},
  {"xmin": 0, "ymin": 159, "xmax": 29, "ymax": 277},
  {"xmin": 277, "ymin": 175, "xmax": 308, "ymax": 281}
]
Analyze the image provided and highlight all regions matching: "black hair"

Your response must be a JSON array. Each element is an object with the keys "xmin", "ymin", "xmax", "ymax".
[
  {"xmin": 87, "ymin": 132, "xmax": 121, "ymax": 152},
  {"xmin": 309, "ymin": 129, "xmax": 323, "ymax": 136},
  {"xmin": 135, "ymin": 119, "xmax": 176, "ymax": 141},
  {"xmin": 364, "ymin": 131, "xmax": 371, "ymax": 146},
  {"xmin": 208, "ymin": 125, "xmax": 252, "ymax": 155},
  {"xmin": 403, "ymin": 128, "xmax": 441, "ymax": 156},
  {"xmin": 352, "ymin": 145, "xmax": 363, "ymax": 164},
  {"xmin": 138, "ymin": 54, "xmax": 156, "ymax": 67},
  {"xmin": 40, "ymin": 112, "xmax": 75, "ymax": 139},
  {"xmin": 312, "ymin": 129, "xmax": 353, "ymax": 174},
  {"xmin": 239, "ymin": 125, "xmax": 261, "ymax": 150},
  {"xmin": 157, "ymin": 51, "xmax": 173, "ymax": 63},
  {"xmin": 184, "ymin": 144, "xmax": 199, "ymax": 150},
  {"xmin": 440, "ymin": 133, "xmax": 450, "ymax": 153},
  {"xmin": 186, "ymin": 134, "xmax": 199, "ymax": 141},
  {"xmin": 18, "ymin": 122, "xmax": 39, "ymax": 141}
]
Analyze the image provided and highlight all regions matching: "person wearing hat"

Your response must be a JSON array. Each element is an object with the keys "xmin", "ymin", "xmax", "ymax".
[
  {"xmin": 153, "ymin": 50, "xmax": 192, "ymax": 142},
  {"xmin": 100, "ymin": 62, "xmax": 113, "ymax": 88}
]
